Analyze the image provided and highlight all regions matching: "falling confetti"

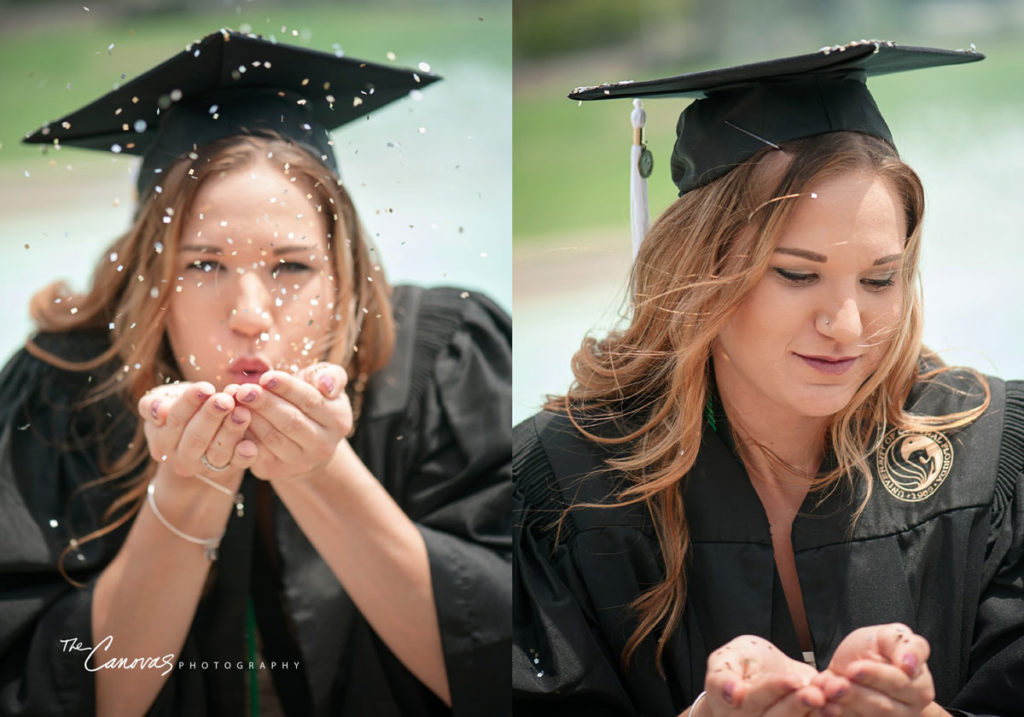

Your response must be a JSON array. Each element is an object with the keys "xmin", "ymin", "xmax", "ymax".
[
  {"xmin": 386, "ymin": 51, "xmax": 396, "ymax": 61},
  {"xmin": 418, "ymin": 62, "xmax": 431, "ymax": 72}
]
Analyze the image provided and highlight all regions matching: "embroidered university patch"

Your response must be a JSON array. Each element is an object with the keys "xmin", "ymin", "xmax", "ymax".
[{"xmin": 876, "ymin": 429, "xmax": 954, "ymax": 502}]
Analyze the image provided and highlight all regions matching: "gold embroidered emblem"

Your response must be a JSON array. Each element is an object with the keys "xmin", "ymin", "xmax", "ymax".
[{"xmin": 876, "ymin": 429, "xmax": 954, "ymax": 502}]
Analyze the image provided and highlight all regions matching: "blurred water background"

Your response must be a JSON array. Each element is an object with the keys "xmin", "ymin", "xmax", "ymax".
[
  {"xmin": 0, "ymin": 0, "xmax": 511, "ymax": 368},
  {"xmin": 514, "ymin": 0, "xmax": 1024, "ymax": 424}
]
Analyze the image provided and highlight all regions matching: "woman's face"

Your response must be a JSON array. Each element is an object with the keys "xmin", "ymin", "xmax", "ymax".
[
  {"xmin": 166, "ymin": 161, "xmax": 336, "ymax": 388},
  {"xmin": 712, "ymin": 170, "xmax": 906, "ymax": 422}
]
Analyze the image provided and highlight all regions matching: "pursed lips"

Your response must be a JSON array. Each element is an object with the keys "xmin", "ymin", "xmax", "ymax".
[{"xmin": 227, "ymin": 356, "xmax": 271, "ymax": 383}]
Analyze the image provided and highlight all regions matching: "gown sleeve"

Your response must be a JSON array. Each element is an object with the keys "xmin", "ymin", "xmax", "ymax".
[
  {"xmin": 949, "ymin": 379, "xmax": 1024, "ymax": 715},
  {"xmin": 371, "ymin": 288, "xmax": 512, "ymax": 717},
  {"xmin": 511, "ymin": 415, "xmax": 642, "ymax": 717},
  {"xmin": 0, "ymin": 334, "xmax": 134, "ymax": 717}
]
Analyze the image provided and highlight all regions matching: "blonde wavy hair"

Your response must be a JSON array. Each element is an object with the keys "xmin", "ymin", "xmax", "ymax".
[
  {"xmin": 28, "ymin": 134, "xmax": 395, "ymax": 580},
  {"xmin": 551, "ymin": 131, "xmax": 989, "ymax": 670}
]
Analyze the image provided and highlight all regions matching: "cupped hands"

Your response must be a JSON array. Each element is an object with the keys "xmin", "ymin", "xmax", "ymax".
[
  {"xmin": 139, "ymin": 362, "xmax": 350, "ymax": 484},
  {"xmin": 694, "ymin": 624, "xmax": 937, "ymax": 717}
]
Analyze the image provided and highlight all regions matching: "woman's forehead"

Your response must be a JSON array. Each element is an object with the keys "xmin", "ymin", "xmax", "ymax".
[{"xmin": 180, "ymin": 164, "xmax": 330, "ymax": 248}]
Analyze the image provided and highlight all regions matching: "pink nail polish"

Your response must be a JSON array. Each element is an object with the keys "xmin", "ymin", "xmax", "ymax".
[
  {"xmin": 241, "ymin": 388, "xmax": 257, "ymax": 403},
  {"xmin": 213, "ymin": 398, "xmax": 229, "ymax": 411},
  {"xmin": 901, "ymin": 652, "xmax": 918, "ymax": 675},
  {"xmin": 150, "ymin": 399, "xmax": 160, "ymax": 419},
  {"xmin": 231, "ymin": 411, "xmax": 247, "ymax": 424},
  {"xmin": 722, "ymin": 682, "xmax": 735, "ymax": 705},
  {"xmin": 319, "ymin": 375, "xmax": 335, "ymax": 394},
  {"xmin": 265, "ymin": 376, "xmax": 279, "ymax": 389}
]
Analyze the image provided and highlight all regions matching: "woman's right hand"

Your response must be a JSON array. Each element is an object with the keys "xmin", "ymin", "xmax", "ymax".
[
  {"xmin": 694, "ymin": 635, "xmax": 826, "ymax": 716},
  {"xmin": 138, "ymin": 381, "xmax": 258, "ymax": 478}
]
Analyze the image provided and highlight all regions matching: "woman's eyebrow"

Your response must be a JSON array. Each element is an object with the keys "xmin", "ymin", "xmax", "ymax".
[
  {"xmin": 774, "ymin": 247, "xmax": 827, "ymax": 262},
  {"xmin": 773, "ymin": 248, "xmax": 904, "ymax": 266},
  {"xmin": 873, "ymin": 253, "xmax": 903, "ymax": 266},
  {"xmin": 272, "ymin": 245, "xmax": 316, "ymax": 255},
  {"xmin": 177, "ymin": 244, "xmax": 316, "ymax": 255}
]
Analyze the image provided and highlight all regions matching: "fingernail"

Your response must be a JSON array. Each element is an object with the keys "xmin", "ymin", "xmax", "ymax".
[
  {"xmin": 901, "ymin": 652, "xmax": 919, "ymax": 675},
  {"xmin": 833, "ymin": 685, "xmax": 847, "ymax": 699},
  {"xmin": 239, "ymin": 443, "xmax": 256, "ymax": 458},
  {"xmin": 319, "ymin": 374, "xmax": 335, "ymax": 394},
  {"xmin": 241, "ymin": 388, "xmax": 257, "ymax": 403},
  {"xmin": 264, "ymin": 376, "xmax": 279, "ymax": 389},
  {"xmin": 801, "ymin": 696, "xmax": 816, "ymax": 708},
  {"xmin": 231, "ymin": 411, "xmax": 247, "ymax": 424},
  {"xmin": 196, "ymin": 386, "xmax": 212, "ymax": 400},
  {"xmin": 150, "ymin": 399, "xmax": 160, "ymax": 419},
  {"xmin": 854, "ymin": 670, "xmax": 867, "ymax": 682},
  {"xmin": 213, "ymin": 398, "xmax": 230, "ymax": 411},
  {"xmin": 722, "ymin": 682, "xmax": 735, "ymax": 705}
]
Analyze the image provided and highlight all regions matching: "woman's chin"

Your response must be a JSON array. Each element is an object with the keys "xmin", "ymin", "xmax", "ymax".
[{"xmin": 788, "ymin": 385, "xmax": 860, "ymax": 419}]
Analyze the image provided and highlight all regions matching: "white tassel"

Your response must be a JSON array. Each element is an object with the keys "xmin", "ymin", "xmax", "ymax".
[{"xmin": 630, "ymin": 99, "xmax": 650, "ymax": 258}]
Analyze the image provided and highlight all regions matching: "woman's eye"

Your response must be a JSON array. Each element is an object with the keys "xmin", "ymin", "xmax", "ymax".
[
  {"xmin": 271, "ymin": 261, "xmax": 311, "ymax": 279},
  {"xmin": 862, "ymin": 273, "xmax": 896, "ymax": 290},
  {"xmin": 187, "ymin": 259, "xmax": 223, "ymax": 273},
  {"xmin": 773, "ymin": 268, "xmax": 816, "ymax": 285}
]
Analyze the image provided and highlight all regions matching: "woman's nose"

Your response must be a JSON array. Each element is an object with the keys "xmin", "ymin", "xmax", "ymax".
[
  {"xmin": 817, "ymin": 297, "xmax": 863, "ymax": 344},
  {"xmin": 228, "ymin": 271, "xmax": 273, "ymax": 336}
]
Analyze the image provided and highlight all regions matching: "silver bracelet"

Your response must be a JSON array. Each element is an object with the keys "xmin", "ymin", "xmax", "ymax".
[
  {"xmin": 193, "ymin": 472, "xmax": 245, "ymax": 518},
  {"xmin": 690, "ymin": 691, "xmax": 708, "ymax": 717},
  {"xmin": 146, "ymin": 480, "xmax": 223, "ymax": 561}
]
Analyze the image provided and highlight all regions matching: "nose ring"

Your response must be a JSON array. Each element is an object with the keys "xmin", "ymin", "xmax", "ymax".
[{"xmin": 823, "ymin": 318, "xmax": 831, "ymax": 327}]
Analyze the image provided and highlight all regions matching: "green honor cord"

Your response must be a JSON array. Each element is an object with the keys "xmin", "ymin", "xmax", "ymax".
[{"xmin": 247, "ymin": 596, "xmax": 259, "ymax": 717}]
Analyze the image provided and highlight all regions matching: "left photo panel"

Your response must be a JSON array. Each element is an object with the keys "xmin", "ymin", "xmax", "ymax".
[{"xmin": 0, "ymin": 3, "xmax": 511, "ymax": 716}]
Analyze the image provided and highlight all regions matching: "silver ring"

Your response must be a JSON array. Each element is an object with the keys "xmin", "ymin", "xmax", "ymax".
[
  {"xmin": 200, "ymin": 453, "xmax": 230, "ymax": 472},
  {"xmin": 823, "ymin": 317, "xmax": 831, "ymax": 327}
]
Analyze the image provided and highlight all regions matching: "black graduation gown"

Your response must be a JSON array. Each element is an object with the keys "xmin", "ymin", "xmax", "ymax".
[
  {"xmin": 513, "ymin": 372, "xmax": 1024, "ymax": 716},
  {"xmin": 0, "ymin": 285, "xmax": 512, "ymax": 717}
]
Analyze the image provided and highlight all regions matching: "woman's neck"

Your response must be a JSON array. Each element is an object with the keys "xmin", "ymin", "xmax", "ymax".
[{"xmin": 716, "ymin": 385, "xmax": 828, "ymax": 489}]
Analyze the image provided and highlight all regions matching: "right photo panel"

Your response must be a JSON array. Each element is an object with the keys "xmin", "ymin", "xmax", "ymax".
[{"xmin": 513, "ymin": 1, "xmax": 1024, "ymax": 714}]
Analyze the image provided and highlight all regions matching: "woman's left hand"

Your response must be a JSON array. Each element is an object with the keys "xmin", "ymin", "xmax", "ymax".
[
  {"xmin": 815, "ymin": 623, "xmax": 937, "ymax": 717},
  {"xmin": 227, "ymin": 362, "xmax": 351, "ymax": 482}
]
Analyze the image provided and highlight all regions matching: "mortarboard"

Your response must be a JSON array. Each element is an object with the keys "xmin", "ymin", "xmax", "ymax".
[
  {"xmin": 568, "ymin": 40, "xmax": 983, "ymax": 255},
  {"xmin": 23, "ymin": 29, "xmax": 441, "ymax": 198}
]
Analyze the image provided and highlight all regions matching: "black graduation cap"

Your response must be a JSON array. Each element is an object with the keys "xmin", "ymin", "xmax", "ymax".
[
  {"xmin": 569, "ymin": 40, "xmax": 983, "ymax": 197},
  {"xmin": 23, "ymin": 29, "xmax": 441, "ymax": 198}
]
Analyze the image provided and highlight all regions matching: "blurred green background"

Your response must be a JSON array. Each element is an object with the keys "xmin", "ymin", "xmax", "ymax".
[
  {"xmin": 0, "ymin": 0, "xmax": 511, "ymax": 363},
  {"xmin": 514, "ymin": 0, "xmax": 1024, "ymax": 423}
]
